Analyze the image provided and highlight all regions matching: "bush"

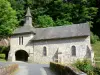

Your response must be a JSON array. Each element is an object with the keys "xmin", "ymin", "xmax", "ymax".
[
  {"xmin": 0, "ymin": 59, "xmax": 6, "ymax": 62},
  {"xmin": 0, "ymin": 53, "xmax": 5, "ymax": 59},
  {"xmin": 74, "ymin": 59, "xmax": 94, "ymax": 74},
  {"xmin": 91, "ymin": 32, "xmax": 99, "ymax": 44},
  {"xmin": 0, "ymin": 46, "xmax": 9, "ymax": 53},
  {"xmin": 37, "ymin": 15, "xmax": 54, "ymax": 27},
  {"xmin": 74, "ymin": 59, "xmax": 100, "ymax": 75},
  {"xmin": 74, "ymin": 59, "xmax": 93, "ymax": 72},
  {"xmin": 93, "ymin": 66, "xmax": 100, "ymax": 75}
]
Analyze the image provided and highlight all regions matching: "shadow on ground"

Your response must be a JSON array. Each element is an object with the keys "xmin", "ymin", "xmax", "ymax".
[{"xmin": 43, "ymin": 67, "xmax": 57, "ymax": 75}]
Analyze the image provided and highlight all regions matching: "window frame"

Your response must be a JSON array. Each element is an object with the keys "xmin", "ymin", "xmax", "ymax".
[
  {"xmin": 71, "ymin": 46, "xmax": 76, "ymax": 56},
  {"xmin": 19, "ymin": 36, "xmax": 23, "ymax": 45},
  {"xmin": 43, "ymin": 46, "xmax": 47, "ymax": 56}
]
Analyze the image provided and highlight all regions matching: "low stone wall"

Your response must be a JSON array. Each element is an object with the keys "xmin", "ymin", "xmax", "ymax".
[
  {"xmin": 50, "ymin": 62, "xmax": 87, "ymax": 75},
  {"xmin": 0, "ymin": 64, "xmax": 18, "ymax": 75}
]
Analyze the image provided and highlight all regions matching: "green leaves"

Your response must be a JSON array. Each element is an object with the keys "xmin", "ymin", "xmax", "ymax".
[
  {"xmin": 0, "ymin": 0, "xmax": 18, "ymax": 37},
  {"xmin": 55, "ymin": 19, "xmax": 72, "ymax": 26},
  {"xmin": 8, "ymin": 0, "xmax": 98, "ymax": 28},
  {"xmin": 37, "ymin": 15, "xmax": 54, "ymax": 27}
]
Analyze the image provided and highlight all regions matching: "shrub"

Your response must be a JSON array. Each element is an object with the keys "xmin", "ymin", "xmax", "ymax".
[
  {"xmin": 0, "ymin": 59, "xmax": 6, "ymax": 62},
  {"xmin": 74, "ymin": 59, "xmax": 100, "ymax": 75},
  {"xmin": 74, "ymin": 59, "xmax": 93, "ymax": 72},
  {"xmin": 37, "ymin": 15, "xmax": 54, "ymax": 27},
  {"xmin": 93, "ymin": 66, "xmax": 100, "ymax": 75},
  {"xmin": 0, "ymin": 53, "xmax": 5, "ymax": 59},
  {"xmin": 0, "ymin": 46, "xmax": 9, "ymax": 53},
  {"xmin": 91, "ymin": 32, "xmax": 99, "ymax": 44}
]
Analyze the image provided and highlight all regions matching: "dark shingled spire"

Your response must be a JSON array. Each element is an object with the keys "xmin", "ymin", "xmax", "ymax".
[
  {"xmin": 13, "ymin": 7, "xmax": 36, "ymax": 35},
  {"xmin": 25, "ymin": 7, "xmax": 32, "ymax": 17},
  {"xmin": 24, "ymin": 7, "xmax": 32, "ymax": 27}
]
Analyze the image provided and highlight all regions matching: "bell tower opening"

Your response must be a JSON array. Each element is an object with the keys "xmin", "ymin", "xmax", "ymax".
[{"xmin": 15, "ymin": 50, "xmax": 29, "ymax": 62}]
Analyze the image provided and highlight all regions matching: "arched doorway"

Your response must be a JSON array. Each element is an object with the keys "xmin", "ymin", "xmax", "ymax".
[{"xmin": 15, "ymin": 50, "xmax": 29, "ymax": 62}]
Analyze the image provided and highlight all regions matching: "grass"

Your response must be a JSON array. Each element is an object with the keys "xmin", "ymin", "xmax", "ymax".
[{"xmin": 92, "ymin": 41, "xmax": 100, "ymax": 66}]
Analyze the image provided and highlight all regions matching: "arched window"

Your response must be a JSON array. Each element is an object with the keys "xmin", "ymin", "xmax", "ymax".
[
  {"xmin": 71, "ymin": 46, "xmax": 76, "ymax": 56},
  {"xmin": 43, "ymin": 47, "xmax": 47, "ymax": 56}
]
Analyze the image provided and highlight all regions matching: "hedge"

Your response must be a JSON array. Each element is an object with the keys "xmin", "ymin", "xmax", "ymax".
[{"xmin": 0, "ymin": 53, "xmax": 5, "ymax": 59}]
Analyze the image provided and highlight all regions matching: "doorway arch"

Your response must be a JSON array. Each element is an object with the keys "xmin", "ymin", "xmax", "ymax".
[{"xmin": 15, "ymin": 50, "xmax": 29, "ymax": 62}]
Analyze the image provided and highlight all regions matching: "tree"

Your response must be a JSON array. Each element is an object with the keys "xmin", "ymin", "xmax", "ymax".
[
  {"xmin": 47, "ymin": 0, "xmax": 97, "ymax": 24},
  {"xmin": 0, "ymin": 0, "xmax": 18, "ymax": 37},
  {"xmin": 8, "ymin": 0, "xmax": 97, "ymax": 27},
  {"xmin": 36, "ymin": 15, "xmax": 54, "ymax": 27},
  {"xmin": 55, "ymin": 19, "xmax": 72, "ymax": 26},
  {"xmin": 8, "ymin": 0, "xmax": 25, "ymax": 25}
]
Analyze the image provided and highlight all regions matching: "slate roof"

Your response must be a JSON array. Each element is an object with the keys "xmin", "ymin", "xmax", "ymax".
[
  {"xmin": 13, "ymin": 23, "xmax": 90, "ymax": 40},
  {"xmin": 13, "ymin": 25, "xmax": 35, "ymax": 35},
  {"xmin": 33, "ymin": 23, "xmax": 90, "ymax": 41}
]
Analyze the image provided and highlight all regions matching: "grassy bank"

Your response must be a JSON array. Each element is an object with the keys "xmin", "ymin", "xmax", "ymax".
[{"xmin": 92, "ymin": 41, "xmax": 100, "ymax": 66}]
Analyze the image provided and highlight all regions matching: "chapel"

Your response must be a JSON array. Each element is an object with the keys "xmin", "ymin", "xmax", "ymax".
[{"xmin": 8, "ymin": 8, "xmax": 94, "ymax": 64}]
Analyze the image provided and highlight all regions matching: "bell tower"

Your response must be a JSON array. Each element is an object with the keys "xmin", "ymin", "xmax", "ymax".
[{"xmin": 24, "ymin": 7, "xmax": 32, "ymax": 27}]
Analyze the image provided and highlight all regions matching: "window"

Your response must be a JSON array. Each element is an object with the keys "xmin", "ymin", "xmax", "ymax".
[
  {"xmin": 71, "ymin": 46, "xmax": 76, "ymax": 56},
  {"xmin": 43, "ymin": 47, "xmax": 47, "ymax": 56},
  {"xmin": 19, "ymin": 36, "xmax": 23, "ymax": 45},
  {"xmin": 19, "ymin": 37, "xmax": 21, "ymax": 45},
  {"xmin": 22, "ymin": 36, "xmax": 23, "ymax": 45}
]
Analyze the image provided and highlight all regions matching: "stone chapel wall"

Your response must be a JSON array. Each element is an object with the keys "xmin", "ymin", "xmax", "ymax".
[{"xmin": 33, "ymin": 36, "xmax": 91, "ymax": 64}]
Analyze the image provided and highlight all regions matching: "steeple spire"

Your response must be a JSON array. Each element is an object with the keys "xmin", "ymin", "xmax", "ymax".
[
  {"xmin": 24, "ymin": 7, "xmax": 32, "ymax": 27},
  {"xmin": 25, "ymin": 7, "xmax": 32, "ymax": 17}
]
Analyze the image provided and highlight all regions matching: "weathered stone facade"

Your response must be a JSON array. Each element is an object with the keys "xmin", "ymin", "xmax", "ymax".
[
  {"xmin": 8, "ymin": 33, "xmax": 34, "ymax": 62},
  {"xmin": 33, "ymin": 36, "xmax": 92, "ymax": 64},
  {"xmin": 8, "ymin": 8, "xmax": 93, "ymax": 64}
]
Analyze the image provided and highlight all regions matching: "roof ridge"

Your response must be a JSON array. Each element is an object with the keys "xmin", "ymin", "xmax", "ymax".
[{"xmin": 35, "ymin": 22, "xmax": 88, "ymax": 29}]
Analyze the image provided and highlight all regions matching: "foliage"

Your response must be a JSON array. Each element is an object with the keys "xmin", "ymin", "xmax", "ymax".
[
  {"xmin": 74, "ymin": 59, "xmax": 93, "ymax": 73},
  {"xmin": 55, "ymin": 19, "xmax": 72, "ymax": 26},
  {"xmin": 0, "ymin": 46, "xmax": 10, "ymax": 60},
  {"xmin": 0, "ymin": 46, "xmax": 9, "ymax": 53},
  {"xmin": 0, "ymin": 0, "xmax": 18, "ymax": 37},
  {"xmin": 93, "ymin": 66, "xmax": 100, "ymax": 75},
  {"xmin": 0, "ymin": 54, "xmax": 5, "ymax": 59},
  {"xmin": 92, "ymin": 41, "xmax": 100, "ymax": 57},
  {"xmin": 46, "ymin": 0, "xmax": 97, "ymax": 24},
  {"xmin": 0, "ymin": 53, "xmax": 6, "ymax": 61},
  {"xmin": 8, "ymin": 0, "xmax": 25, "ymax": 25},
  {"xmin": 0, "ymin": 59, "xmax": 6, "ymax": 62},
  {"xmin": 91, "ymin": 32, "xmax": 99, "ymax": 44},
  {"xmin": 74, "ymin": 59, "xmax": 100, "ymax": 75},
  {"xmin": 36, "ymin": 15, "xmax": 54, "ymax": 27},
  {"xmin": 8, "ymin": 0, "xmax": 98, "ymax": 27},
  {"xmin": 91, "ymin": 0, "xmax": 100, "ymax": 37},
  {"xmin": 92, "ymin": 41, "xmax": 100, "ymax": 66}
]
